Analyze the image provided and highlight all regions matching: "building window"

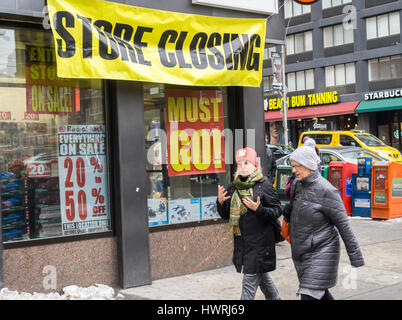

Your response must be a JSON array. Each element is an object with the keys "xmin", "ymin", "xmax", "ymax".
[
  {"xmin": 286, "ymin": 31, "xmax": 313, "ymax": 55},
  {"xmin": 0, "ymin": 27, "xmax": 111, "ymax": 243},
  {"xmin": 369, "ymin": 55, "xmax": 402, "ymax": 81},
  {"xmin": 325, "ymin": 63, "xmax": 355, "ymax": 86},
  {"xmin": 322, "ymin": 0, "xmax": 352, "ymax": 9},
  {"xmin": 263, "ymin": 45, "xmax": 278, "ymax": 60},
  {"xmin": 143, "ymin": 84, "xmax": 231, "ymax": 227},
  {"xmin": 284, "ymin": 0, "xmax": 311, "ymax": 19},
  {"xmin": 366, "ymin": 12, "xmax": 400, "ymax": 40},
  {"xmin": 263, "ymin": 76, "xmax": 274, "ymax": 94},
  {"xmin": 286, "ymin": 69, "xmax": 314, "ymax": 92},
  {"xmin": 323, "ymin": 24, "xmax": 354, "ymax": 48}
]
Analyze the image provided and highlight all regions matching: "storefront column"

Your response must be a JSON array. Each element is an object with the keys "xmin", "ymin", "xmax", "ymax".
[
  {"xmin": 110, "ymin": 81, "xmax": 151, "ymax": 288},
  {"xmin": 242, "ymin": 85, "xmax": 267, "ymax": 173}
]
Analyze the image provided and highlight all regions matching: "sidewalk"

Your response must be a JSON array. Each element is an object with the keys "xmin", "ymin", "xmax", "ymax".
[{"xmin": 119, "ymin": 218, "xmax": 402, "ymax": 300}]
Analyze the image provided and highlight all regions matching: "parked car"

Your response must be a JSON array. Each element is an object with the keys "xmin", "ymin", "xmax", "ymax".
[
  {"xmin": 276, "ymin": 146, "xmax": 388, "ymax": 168},
  {"xmin": 298, "ymin": 130, "xmax": 402, "ymax": 163},
  {"xmin": 267, "ymin": 144, "xmax": 294, "ymax": 162}
]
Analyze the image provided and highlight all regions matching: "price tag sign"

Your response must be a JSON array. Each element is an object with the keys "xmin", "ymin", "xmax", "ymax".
[
  {"xmin": 27, "ymin": 162, "xmax": 52, "ymax": 177},
  {"xmin": 58, "ymin": 125, "xmax": 110, "ymax": 235}
]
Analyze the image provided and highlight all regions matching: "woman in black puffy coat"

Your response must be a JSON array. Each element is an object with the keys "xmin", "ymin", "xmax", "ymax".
[{"xmin": 217, "ymin": 147, "xmax": 282, "ymax": 300}]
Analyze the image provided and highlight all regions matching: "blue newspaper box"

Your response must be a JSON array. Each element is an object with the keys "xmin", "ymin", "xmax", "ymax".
[{"xmin": 352, "ymin": 157, "xmax": 372, "ymax": 217}]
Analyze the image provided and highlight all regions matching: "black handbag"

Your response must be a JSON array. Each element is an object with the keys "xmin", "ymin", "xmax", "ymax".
[{"xmin": 271, "ymin": 218, "xmax": 285, "ymax": 243}]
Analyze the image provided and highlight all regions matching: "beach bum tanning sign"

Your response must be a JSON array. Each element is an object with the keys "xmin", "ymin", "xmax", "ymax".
[{"xmin": 47, "ymin": 0, "xmax": 266, "ymax": 87}]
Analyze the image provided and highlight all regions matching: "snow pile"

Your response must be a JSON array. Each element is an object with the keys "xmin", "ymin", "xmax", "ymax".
[
  {"xmin": 0, "ymin": 288, "xmax": 65, "ymax": 300},
  {"xmin": 0, "ymin": 284, "xmax": 125, "ymax": 300},
  {"xmin": 63, "ymin": 284, "xmax": 123, "ymax": 300},
  {"xmin": 385, "ymin": 217, "xmax": 402, "ymax": 224}
]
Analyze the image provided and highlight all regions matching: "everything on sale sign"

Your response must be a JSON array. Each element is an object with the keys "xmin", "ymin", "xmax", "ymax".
[
  {"xmin": 165, "ymin": 89, "xmax": 226, "ymax": 177},
  {"xmin": 57, "ymin": 124, "xmax": 110, "ymax": 235}
]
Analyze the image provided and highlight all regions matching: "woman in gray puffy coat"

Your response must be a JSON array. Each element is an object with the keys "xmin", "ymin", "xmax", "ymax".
[{"xmin": 283, "ymin": 146, "xmax": 365, "ymax": 300}]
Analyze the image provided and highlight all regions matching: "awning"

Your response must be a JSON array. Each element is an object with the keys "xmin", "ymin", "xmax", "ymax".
[
  {"xmin": 355, "ymin": 97, "xmax": 402, "ymax": 113},
  {"xmin": 265, "ymin": 101, "xmax": 359, "ymax": 122}
]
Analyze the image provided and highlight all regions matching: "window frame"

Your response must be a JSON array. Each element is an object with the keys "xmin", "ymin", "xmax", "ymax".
[
  {"xmin": 0, "ymin": 23, "xmax": 114, "ymax": 248},
  {"xmin": 286, "ymin": 30, "xmax": 313, "ymax": 55},
  {"xmin": 286, "ymin": 69, "xmax": 315, "ymax": 92},
  {"xmin": 368, "ymin": 55, "xmax": 402, "ymax": 82},
  {"xmin": 323, "ymin": 23, "xmax": 354, "ymax": 48},
  {"xmin": 285, "ymin": 0, "xmax": 311, "ymax": 19},
  {"xmin": 325, "ymin": 63, "xmax": 356, "ymax": 87},
  {"xmin": 366, "ymin": 12, "xmax": 401, "ymax": 40}
]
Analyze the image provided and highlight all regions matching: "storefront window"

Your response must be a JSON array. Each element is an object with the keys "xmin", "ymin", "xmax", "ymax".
[
  {"xmin": 144, "ymin": 84, "xmax": 231, "ymax": 226},
  {"xmin": 0, "ymin": 27, "xmax": 111, "ymax": 243}
]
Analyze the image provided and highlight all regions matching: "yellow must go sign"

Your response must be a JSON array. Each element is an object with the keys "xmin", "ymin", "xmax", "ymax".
[{"xmin": 47, "ymin": 0, "xmax": 266, "ymax": 87}]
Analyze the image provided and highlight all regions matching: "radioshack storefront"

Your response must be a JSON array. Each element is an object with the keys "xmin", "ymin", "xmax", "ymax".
[{"xmin": 0, "ymin": 0, "xmax": 270, "ymax": 291}]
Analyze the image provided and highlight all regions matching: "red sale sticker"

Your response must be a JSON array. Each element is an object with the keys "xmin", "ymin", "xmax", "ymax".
[{"xmin": 27, "ymin": 162, "xmax": 52, "ymax": 178}]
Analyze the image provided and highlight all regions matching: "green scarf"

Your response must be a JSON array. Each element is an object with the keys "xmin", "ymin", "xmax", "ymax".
[{"xmin": 229, "ymin": 169, "xmax": 263, "ymax": 236}]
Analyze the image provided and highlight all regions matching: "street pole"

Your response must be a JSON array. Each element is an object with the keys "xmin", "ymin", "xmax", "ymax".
[{"xmin": 281, "ymin": 44, "xmax": 288, "ymax": 146}]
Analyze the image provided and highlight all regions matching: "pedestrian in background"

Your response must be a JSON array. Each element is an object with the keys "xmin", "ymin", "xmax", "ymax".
[
  {"xmin": 283, "ymin": 146, "xmax": 365, "ymax": 300},
  {"xmin": 217, "ymin": 147, "xmax": 282, "ymax": 300},
  {"xmin": 265, "ymin": 135, "xmax": 277, "ymax": 185}
]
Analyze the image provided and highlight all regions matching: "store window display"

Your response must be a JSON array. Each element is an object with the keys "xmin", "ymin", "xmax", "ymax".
[
  {"xmin": 0, "ymin": 27, "xmax": 111, "ymax": 243},
  {"xmin": 144, "ymin": 84, "xmax": 231, "ymax": 226}
]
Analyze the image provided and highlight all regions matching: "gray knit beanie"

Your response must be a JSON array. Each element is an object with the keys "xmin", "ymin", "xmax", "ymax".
[
  {"xmin": 303, "ymin": 138, "xmax": 316, "ymax": 148},
  {"xmin": 289, "ymin": 145, "xmax": 318, "ymax": 171}
]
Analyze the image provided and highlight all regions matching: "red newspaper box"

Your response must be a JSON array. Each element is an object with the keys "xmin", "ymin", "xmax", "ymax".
[
  {"xmin": 371, "ymin": 161, "xmax": 402, "ymax": 220},
  {"xmin": 329, "ymin": 162, "xmax": 358, "ymax": 216}
]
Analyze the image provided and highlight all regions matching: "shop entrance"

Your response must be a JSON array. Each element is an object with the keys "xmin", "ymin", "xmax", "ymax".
[{"xmin": 376, "ymin": 110, "xmax": 402, "ymax": 152}]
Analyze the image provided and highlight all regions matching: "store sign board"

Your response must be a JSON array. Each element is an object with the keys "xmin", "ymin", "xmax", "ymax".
[
  {"xmin": 47, "ymin": 0, "xmax": 266, "ymax": 87},
  {"xmin": 57, "ymin": 125, "xmax": 110, "ymax": 235},
  {"xmin": 192, "ymin": 0, "xmax": 278, "ymax": 15},
  {"xmin": 26, "ymin": 46, "xmax": 78, "ymax": 115},
  {"xmin": 266, "ymin": 91, "xmax": 338, "ymax": 111},
  {"xmin": 364, "ymin": 89, "xmax": 402, "ymax": 101},
  {"xmin": 166, "ymin": 89, "xmax": 226, "ymax": 177}
]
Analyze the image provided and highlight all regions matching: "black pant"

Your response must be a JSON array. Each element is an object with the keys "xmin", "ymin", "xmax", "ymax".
[{"xmin": 301, "ymin": 289, "xmax": 334, "ymax": 300}]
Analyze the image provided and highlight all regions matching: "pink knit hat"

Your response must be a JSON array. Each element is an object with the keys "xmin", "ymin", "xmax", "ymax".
[{"xmin": 235, "ymin": 147, "xmax": 257, "ymax": 167}]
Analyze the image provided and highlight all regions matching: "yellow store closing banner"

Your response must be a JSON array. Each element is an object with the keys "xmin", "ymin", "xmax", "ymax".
[{"xmin": 47, "ymin": 0, "xmax": 266, "ymax": 87}]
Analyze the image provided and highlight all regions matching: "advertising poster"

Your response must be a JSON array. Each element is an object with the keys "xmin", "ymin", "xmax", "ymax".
[
  {"xmin": 374, "ymin": 192, "xmax": 387, "ymax": 205},
  {"xmin": 148, "ymin": 198, "xmax": 168, "ymax": 226},
  {"xmin": 166, "ymin": 89, "xmax": 226, "ymax": 177},
  {"xmin": 201, "ymin": 196, "xmax": 220, "ymax": 220},
  {"xmin": 392, "ymin": 178, "xmax": 402, "ymax": 197},
  {"xmin": 168, "ymin": 198, "xmax": 201, "ymax": 224},
  {"xmin": 354, "ymin": 198, "xmax": 370, "ymax": 209},
  {"xmin": 356, "ymin": 177, "xmax": 370, "ymax": 191},
  {"xmin": 346, "ymin": 178, "xmax": 352, "ymax": 196},
  {"xmin": 25, "ymin": 46, "xmax": 79, "ymax": 116},
  {"xmin": 57, "ymin": 124, "xmax": 110, "ymax": 235}
]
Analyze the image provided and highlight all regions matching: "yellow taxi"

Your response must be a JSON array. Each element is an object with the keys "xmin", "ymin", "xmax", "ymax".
[{"xmin": 298, "ymin": 130, "xmax": 402, "ymax": 163}]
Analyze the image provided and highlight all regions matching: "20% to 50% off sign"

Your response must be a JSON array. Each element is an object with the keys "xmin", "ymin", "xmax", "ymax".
[{"xmin": 63, "ymin": 156, "xmax": 106, "ymax": 221}]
